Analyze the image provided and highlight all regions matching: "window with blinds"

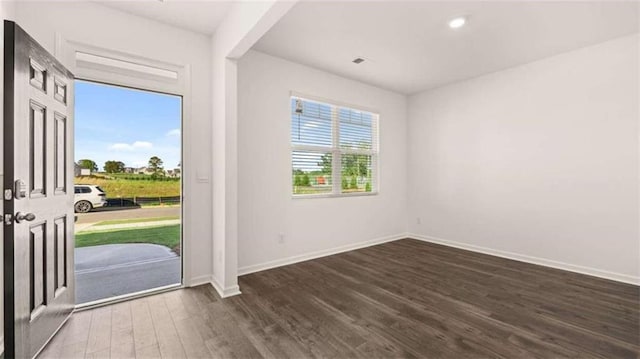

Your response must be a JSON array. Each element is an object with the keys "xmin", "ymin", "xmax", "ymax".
[{"xmin": 291, "ymin": 96, "xmax": 379, "ymax": 197}]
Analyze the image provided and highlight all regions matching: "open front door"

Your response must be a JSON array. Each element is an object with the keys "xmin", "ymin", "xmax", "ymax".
[{"xmin": 3, "ymin": 21, "xmax": 75, "ymax": 358}]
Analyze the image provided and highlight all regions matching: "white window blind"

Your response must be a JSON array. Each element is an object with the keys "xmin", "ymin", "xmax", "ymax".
[{"xmin": 291, "ymin": 96, "xmax": 379, "ymax": 197}]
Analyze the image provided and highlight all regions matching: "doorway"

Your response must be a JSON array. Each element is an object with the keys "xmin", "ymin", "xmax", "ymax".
[{"xmin": 73, "ymin": 80, "xmax": 183, "ymax": 305}]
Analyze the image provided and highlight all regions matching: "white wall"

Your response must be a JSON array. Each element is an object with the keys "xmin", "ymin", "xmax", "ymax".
[
  {"xmin": 13, "ymin": 2, "xmax": 213, "ymax": 284},
  {"xmin": 237, "ymin": 50, "xmax": 408, "ymax": 273},
  {"xmin": 407, "ymin": 34, "xmax": 640, "ymax": 284},
  {"xmin": 210, "ymin": 0, "xmax": 294, "ymax": 296}
]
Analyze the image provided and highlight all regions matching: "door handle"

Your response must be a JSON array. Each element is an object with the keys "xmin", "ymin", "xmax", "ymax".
[{"xmin": 15, "ymin": 212, "xmax": 36, "ymax": 223}]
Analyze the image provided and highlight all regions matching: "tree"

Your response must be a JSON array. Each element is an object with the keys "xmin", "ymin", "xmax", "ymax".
[
  {"xmin": 317, "ymin": 153, "xmax": 332, "ymax": 174},
  {"xmin": 350, "ymin": 175, "xmax": 358, "ymax": 189},
  {"xmin": 342, "ymin": 154, "xmax": 369, "ymax": 178},
  {"xmin": 148, "ymin": 156, "xmax": 164, "ymax": 178},
  {"xmin": 104, "ymin": 160, "xmax": 125, "ymax": 173},
  {"xmin": 78, "ymin": 159, "xmax": 98, "ymax": 172}
]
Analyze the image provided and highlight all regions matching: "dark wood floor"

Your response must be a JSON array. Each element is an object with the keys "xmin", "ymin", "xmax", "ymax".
[{"xmin": 38, "ymin": 239, "xmax": 639, "ymax": 358}]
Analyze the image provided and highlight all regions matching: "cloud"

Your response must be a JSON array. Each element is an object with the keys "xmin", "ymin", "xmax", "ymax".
[
  {"xmin": 109, "ymin": 141, "xmax": 153, "ymax": 151},
  {"xmin": 166, "ymin": 129, "xmax": 181, "ymax": 137}
]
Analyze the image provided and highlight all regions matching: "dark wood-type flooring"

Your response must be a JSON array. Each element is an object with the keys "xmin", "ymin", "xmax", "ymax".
[{"xmin": 38, "ymin": 239, "xmax": 639, "ymax": 358}]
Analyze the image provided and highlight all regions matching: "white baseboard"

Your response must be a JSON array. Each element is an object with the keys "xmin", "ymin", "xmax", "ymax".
[
  {"xmin": 210, "ymin": 276, "xmax": 242, "ymax": 298},
  {"xmin": 187, "ymin": 274, "xmax": 213, "ymax": 287},
  {"xmin": 184, "ymin": 274, "xmax": 242, "ymax": 298},
  {"xmin": 409, "ymin": 233, "xmax": 640, "ymax": 286},
  {"xmin": 238, "ymin": 233, "xmax": 407, "ymax": 276}
]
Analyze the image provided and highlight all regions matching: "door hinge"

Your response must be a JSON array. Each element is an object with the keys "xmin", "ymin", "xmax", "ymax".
[
  {"xmin": 3, "ymin": 189, "xmax": 12, "ymax": 201},
  {"xmin": 4, "ymin": 213, "xmax": 13, "ymax": 226}
]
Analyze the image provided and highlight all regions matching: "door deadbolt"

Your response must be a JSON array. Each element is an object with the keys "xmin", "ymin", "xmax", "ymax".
[
  {"xmin": 14, "ymin": 179, "xmax": 26, "ymax": 199},
  {"xmin": 15, "ymin": 212, "xmax": 36, "ymax": 223}
]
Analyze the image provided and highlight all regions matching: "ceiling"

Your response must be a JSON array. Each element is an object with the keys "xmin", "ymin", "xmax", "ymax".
[
  {"xmin": 98, "ymin": 0, "xmax": 233, "ymax": 35},
  {"xmin": 253, "ymin": 1, "xmax": 640, "ymax": 94}
]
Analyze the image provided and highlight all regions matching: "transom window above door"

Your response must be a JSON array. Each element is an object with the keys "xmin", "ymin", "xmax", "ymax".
[{"xmin": 290, "ymin": 96, "xmax": 379, "ymax": 197}]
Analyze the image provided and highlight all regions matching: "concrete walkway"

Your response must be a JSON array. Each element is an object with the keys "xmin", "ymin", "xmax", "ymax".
[
  {"xmin": 75, "ymin": 243, "xmax": 180, "ymax": 304},
  {"xmin": 75, "ymin": 243, "xmax": 177, "ymax": 272}
]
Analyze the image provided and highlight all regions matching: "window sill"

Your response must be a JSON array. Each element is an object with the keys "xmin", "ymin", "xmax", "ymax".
[{"xmin": 292, "ymin": 191, "xmax": 379, "ymax": 199}]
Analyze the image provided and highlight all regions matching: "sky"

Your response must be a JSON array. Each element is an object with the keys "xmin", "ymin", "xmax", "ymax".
[{"xmin": 75, "ymin": 80, "xmax": 182, "ymax": 171}]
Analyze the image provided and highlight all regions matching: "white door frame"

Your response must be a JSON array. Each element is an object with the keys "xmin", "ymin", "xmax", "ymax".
[{"xmin": 54, "ymin": 35, "xmax": 194, "ymax": 300}]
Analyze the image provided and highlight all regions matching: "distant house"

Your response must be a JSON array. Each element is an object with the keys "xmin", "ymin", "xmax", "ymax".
[
  {"xmin": 135, "ymin": 167, "xmax": 156, "ymax": 175},
  {"xmin": 164, "ymin": 168, "xmax": 181, "ymax": 178},
  {"xmin": 123, "ymin": 167, "xmax": 135, "ymax": 174},
  {"xmin": 75, "ymin": 162, "xmax": 91, "ymax": 176}
]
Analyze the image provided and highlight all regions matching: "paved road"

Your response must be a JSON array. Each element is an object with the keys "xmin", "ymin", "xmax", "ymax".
[
  {"xmin": 75, "ymin": 244, "xmax": 181, "ymax": 304},
  {"xmin": 75, "ymin": 206, "xmax": 181, "ymax": 224}
]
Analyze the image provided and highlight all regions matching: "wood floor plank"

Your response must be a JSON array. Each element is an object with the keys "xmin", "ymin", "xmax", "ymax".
[
  {"xmin": 147, "ymin": 294, "xmax": 188, "ymax": 358},
  {"xmin": 109, "ymin": 328, "xmax": 135, "ymax": 359},
  {"xmin": 57, "ymin": 341, "xmax": 87, "ymax": 359},
  {"xmin": 60, "ymin": 309, "xmax": 93, "ymax": 347},
  {"xmin": 42, "ymin": 310, "xmax": 93, "ymax": 359},
  {"xmin": 173, "ymin": 316, "xmax": 215, "ymax": 359},
  {"xmin": 38, "ymin": 239, "xmax": 639, "ymax": 359},
  {"xmin": 110, "ymin": 301, "xmax": 135, "ymax": 359},
  {"xmin": 36, "ymin": 335, "xmax": 64, "ymax": 359},
  {"xmin": 164, "ymin": 290, "xmax": 191, "ymax": 323},
  {"xmin": 83, "ymin": 348, "xmax": 110, "ymax": 359},
  {"xmin": 219, "ymin": 295, "xmax": 312, "ymax": 359},
  {"xmin": 201, "ymin": 301, "xmax": 264, "ymax": 359},
  {"xmin": 134, "ymin": 344, "xmax": 162, "ymax": 359},
  {"xmin": 85, "ymin": 306, "xmax": 112, "ymax": 355},
  {"xmin": 130, "ymin": 297, "xmax": 159, "ymax": 356}
]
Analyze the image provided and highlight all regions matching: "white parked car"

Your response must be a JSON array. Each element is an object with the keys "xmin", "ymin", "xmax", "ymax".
[{"xmin": 74, "ymin": 185, "xmax": 108, "ymax": 213}]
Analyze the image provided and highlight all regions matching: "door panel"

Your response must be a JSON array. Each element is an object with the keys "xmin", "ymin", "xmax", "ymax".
[
  {"xmin": 29, "ymin": 100, "xmax": 46, "ymax": 197},
  {"xmin": 53, "ymin": 114, "xmax": 66, "ymax": 194},
  {"xmin": 29, "ymin": 223, "xmax": 46, "ymax": 320},
  {"xmin": 3, "ymin": 21, "xmax": 75, "ymax": 359},
  {"xmin": 53, "ymin": 217, "xmax": 67, "ymax": 297}
]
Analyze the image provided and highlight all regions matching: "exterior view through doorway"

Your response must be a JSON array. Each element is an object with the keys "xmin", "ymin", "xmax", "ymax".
[{"xmin": 74, "ymin": 80, "xmax": 182, "ymax": 305}]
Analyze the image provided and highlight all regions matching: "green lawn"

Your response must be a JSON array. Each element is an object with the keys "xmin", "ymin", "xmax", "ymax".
[
  {"xmin": 75, "ymin": 176, "xmax": 180, "ymax": 197},
  {"xmin": 292, "ymin": 186, "xmax": 333, "ymax": 195},
  {"xmin": 75, "ymin": 225, "xmax": 181, "ymax": 254},
  {"xmin": 94, "ymin": 216, "xmax": 179, "ymax": 226}
]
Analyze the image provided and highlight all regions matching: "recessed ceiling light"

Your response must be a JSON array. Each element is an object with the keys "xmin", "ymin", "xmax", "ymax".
[{"xmin": 448, "ymin": 17, "xmax": 466, "ymax": 29}]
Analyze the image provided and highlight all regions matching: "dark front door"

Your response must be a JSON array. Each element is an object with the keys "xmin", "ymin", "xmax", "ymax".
[{"xmin": 3, "ymin": 21, "xmax": 75, "ymax": 358}]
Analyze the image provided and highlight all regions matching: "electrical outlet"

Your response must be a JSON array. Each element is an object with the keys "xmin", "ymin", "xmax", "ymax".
[
  {"xmin": 278, "ymin": 233, "xmax": 285, "ymax": 244},
  {"xmin": 416, "ymin": 217, "xmax": 422, "ymax": 225}
]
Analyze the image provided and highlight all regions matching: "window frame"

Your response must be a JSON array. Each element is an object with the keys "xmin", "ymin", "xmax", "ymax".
[{"xmin": 290, "ymin": 94, "xmax": 380, "ymax": 199}]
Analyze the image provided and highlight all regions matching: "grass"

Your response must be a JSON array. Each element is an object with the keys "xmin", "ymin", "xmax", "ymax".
[
  {"xmin": 75, "ymin": 224, "xmax": 181, "ymax": 254},
  {"xmin": 94, "ymin": 216, "xmax": 179, "ymax": 226},
  {"xmin": 293, "ymin": 186, "xmax": 333, "ymax": 195},
  {"xmin": 75, "ymin": 176, "xmax": 180, "ymax": 197},
  {"xmin": 292, "ymin": 186, "xmax": 371, "ymax": 195},
  {"xmin": 109, "ymin": 173, "xmax": 167, "ymax": 179}
]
